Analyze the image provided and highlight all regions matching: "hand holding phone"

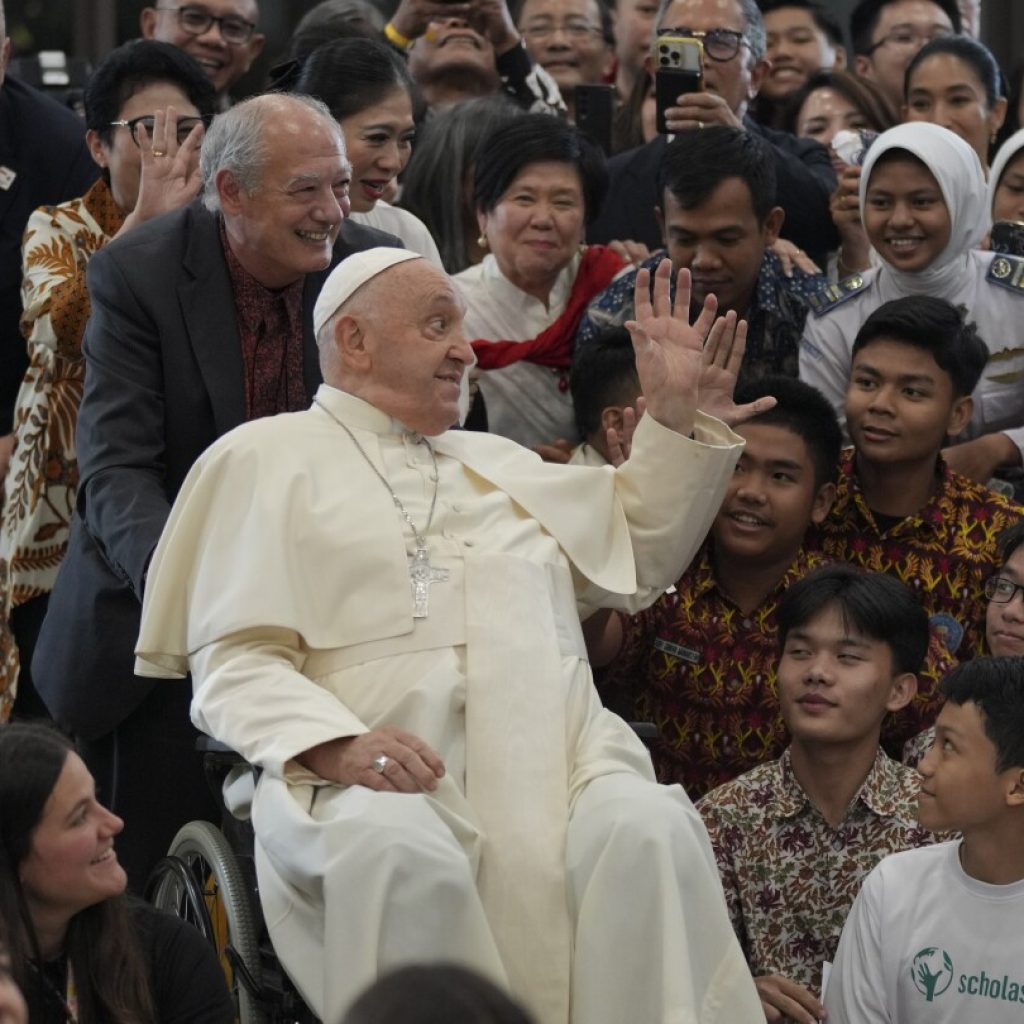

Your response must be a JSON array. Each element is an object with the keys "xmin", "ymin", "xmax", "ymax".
[{"xmin": 654, "ymin": 34, "xmax": 703, "ymax": 135}]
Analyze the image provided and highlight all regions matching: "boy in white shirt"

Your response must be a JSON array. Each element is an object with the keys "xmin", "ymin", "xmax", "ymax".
[{"xmin": 826, "ymin": 656, "xmax": 1024, "ymax": 1023}]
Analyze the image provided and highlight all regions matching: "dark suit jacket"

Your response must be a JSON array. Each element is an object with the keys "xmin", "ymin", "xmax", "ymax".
[
  {"xmin": 587, "ymin": 118, "xmax": 840, "ymax": 268},
  {"xmin": 33, "ymin": 201, "xmax": 401, "ymax": 738},
  {"xmin": 0, "ymin": 76, "xmax": 98, "ymax": 432}
]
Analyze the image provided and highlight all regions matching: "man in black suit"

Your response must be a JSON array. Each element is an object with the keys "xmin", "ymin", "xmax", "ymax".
[
  {"xmin": 34, "ymin": 92, "xmax": 401, "ymax": 889},
  {"xmin": 0, "ymin": 1, "xmax": 97, "ymax": 475},
  {"xmin": 587, "ymin": 0, "xmax": 838, "ymax": 267}
]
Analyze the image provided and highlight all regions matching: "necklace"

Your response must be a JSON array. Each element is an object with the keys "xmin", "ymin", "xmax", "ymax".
[{"xmin": 314, "ymin": 398, "xmax": 449, "ymax": 618}]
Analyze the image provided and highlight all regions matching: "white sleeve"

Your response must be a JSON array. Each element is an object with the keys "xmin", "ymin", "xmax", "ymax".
[
  {"xmin": 189, "ymin": 627, "xmax": 368, "ymax": 783},
  {"xmin": 800, "ymin": 315, "xmax": 852, "ymax": 434},
  {"xmin": 824, "ymin": 865, "xmax": 893, "ymax": 1024}
]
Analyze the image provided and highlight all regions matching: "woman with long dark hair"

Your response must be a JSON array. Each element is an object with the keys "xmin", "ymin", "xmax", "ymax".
[{"xmin": 0, "ymin": 723, "xmax": 232, "ymax": 1023}]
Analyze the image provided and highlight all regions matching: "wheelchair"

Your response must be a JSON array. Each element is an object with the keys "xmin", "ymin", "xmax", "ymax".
[
  {"xmin": 144, "ymin": 738, "xmax": 318, "ymax": 1024},
  {"xmin": 146, "ymin": 724, "xmax": 660, "ymax": 1023}
]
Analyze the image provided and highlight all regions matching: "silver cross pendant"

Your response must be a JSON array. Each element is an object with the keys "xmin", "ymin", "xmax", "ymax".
[{"xmin": 408, "ymin": 541, "xmax": 449, "ymax": 618}]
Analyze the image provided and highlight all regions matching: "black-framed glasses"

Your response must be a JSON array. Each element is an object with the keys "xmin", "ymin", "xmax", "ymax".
[
  {"xmin": 864, "ymin": 25, "xmax": 953, "ymax": 55},
  {"xmin": 985, "ymin": 576, "xmax": 1024, "ymax": 604},
  {"xmin": 655, "ymin": 27, "xmax": 745, "ymax": 62},
  {"xmin": 109, "ymin": 115, "xmax": 207, "ymax": 147},
  {"xmin": 156, "ymin": 5, "xmax": 257, "ymax": 45}
]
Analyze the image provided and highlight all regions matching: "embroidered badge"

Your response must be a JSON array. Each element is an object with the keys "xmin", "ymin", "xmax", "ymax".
[
  {"xmin": 929, "ymin": 612, "xmax": 964, "ymax": 655},
  {"xmin": 987, "ymin": 253, "xmax": 1024, "ymax": 293},
  {"xmin": 807, "ymin": 273, "xmax": 869, "ymax": 316}
]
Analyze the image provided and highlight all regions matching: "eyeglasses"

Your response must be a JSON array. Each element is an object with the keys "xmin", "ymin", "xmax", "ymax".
[
  {"xmin": 109, "ymin": 115, "xmax": 207, "ymax": 147},
  {"xmin": 655, "ymin": 27, "xmax": 746, "ymax": 62},
  {"xmin": 521, "ymin": 20, "xmax": 603, "ymax": 41},
  {"xmin": 864, "ymin": 26, "xmax": 953, "ymax": 55},
  {"xmin": 985, "ymin": 576, "xmax": 1024, "ymax": 604},
  {"xmin": 155, "ymin": 5, "xmax": 257, "ymax": 45}
]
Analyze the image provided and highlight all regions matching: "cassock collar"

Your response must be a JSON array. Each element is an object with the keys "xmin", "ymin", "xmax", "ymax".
[{"xmin": 314, "ymin": 383, "xmax": 419, "ymax": 439}]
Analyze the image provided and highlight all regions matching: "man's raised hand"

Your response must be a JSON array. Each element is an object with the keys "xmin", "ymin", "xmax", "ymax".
[
  {"xmin": 698, "ymin": 312, "xmax": 776, "ymax": 427},
  {"xmin": 624, "ymin": 261, "xmax": 714, "ymax": 436}
]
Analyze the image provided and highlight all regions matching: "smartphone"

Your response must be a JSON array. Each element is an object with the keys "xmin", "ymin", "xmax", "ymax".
[
  {"xmin": 654, "ymin": 35, "xmax": 703, "ymax": 135},
  {"xmin": 575, "ymin": 84, "xmax": 616, "ymax": 156}
]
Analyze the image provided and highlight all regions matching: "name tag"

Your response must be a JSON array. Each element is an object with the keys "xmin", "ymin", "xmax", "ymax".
[
  {"xmin": 0, "ymin": 166, "xmax": 16, "ymax": 191},
  {"xmin": 653, "ymin": 638, "xmax": 700, "ymax": 663}
]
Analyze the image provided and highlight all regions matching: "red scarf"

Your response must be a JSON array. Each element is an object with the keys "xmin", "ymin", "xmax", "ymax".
[{"xmin": 471, "ymin": 246, "xmax": 625, "ymax": 370}]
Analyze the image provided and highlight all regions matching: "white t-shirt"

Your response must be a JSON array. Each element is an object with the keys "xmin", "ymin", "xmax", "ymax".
[{"xmin": 826, "ymin": 841, "xmax": 1024, "ymax": 1023}]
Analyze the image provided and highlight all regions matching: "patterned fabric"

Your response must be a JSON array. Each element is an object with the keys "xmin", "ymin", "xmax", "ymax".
[
  {"xmin": 597, "ymin": 543, "xmax": 825, "ymax": 798},
  {"xmin": 577, "ymin": 248, "xmax": 826, "ymax": 384},
  {"xmin": 0, "ymin": 178, "xmax": 125, "ymax": 719},
  {"xmin": 221, "ymin": 224, "xmax": 307, "ymax": 419},
  {"xmin": 810, "ymin": 448, "xmax": 1021, "ymax": 748},
  {"xmin": 696, "ymin": 748, "xmax": 943, "ymax": 994}
]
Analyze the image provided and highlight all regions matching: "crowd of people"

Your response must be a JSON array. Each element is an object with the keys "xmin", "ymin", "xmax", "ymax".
[{"xmin": 1, "ymin": 0, "xmax": 1024, "ymax": 1021}]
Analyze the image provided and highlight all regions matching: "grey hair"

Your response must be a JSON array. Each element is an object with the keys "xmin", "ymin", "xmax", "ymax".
[
  {"xmin": 398, "ymin": 95, "xmax": 523, "ymax": 273},
  {"xmin": 653, "ymin": 0, "xmax": 766, "ymax": 64},
  {"xmin": 201, "ymin": 92, "xmax": 341, "ymax": 213}
]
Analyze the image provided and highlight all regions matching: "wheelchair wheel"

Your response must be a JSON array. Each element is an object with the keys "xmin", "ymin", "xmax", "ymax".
[{"xmin": 150, "ymin": 821, "xmax": 267, "ymax": 1024}]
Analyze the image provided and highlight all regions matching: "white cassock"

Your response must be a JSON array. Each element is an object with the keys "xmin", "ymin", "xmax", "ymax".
[{"xmin": 136, "ymin": 384, "xmax": 762, "ymax": 1024}]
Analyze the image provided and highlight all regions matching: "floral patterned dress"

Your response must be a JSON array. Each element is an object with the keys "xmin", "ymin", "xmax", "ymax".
[{"xmin": 0, "ymin": 178, "xmax": 124, "ymax": 717}]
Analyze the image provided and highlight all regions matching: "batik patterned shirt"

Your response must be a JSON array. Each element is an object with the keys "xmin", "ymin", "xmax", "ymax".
[
  {"xmin": 697, "ymin": 748, "xmax": 943, "ymax": 994},
  {"xmin": 577, "ymin": 248, "xmax": 826, "ymax": 384},
  {"xmin": 597, "ymin": 544, "xmax": 825, "ymax": 797},
  {"xmin": 811, "ymin": 448, "xmax": 1021, "ymax": 749},
  {"xmin": 0, "ymin": 178, "xmax": 125, "ymax": 718}
]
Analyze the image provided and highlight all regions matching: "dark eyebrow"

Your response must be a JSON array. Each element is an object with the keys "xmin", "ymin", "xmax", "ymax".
[{"xmin": 851, "ymin": 363, "xmax": 936, "ymax": 387}]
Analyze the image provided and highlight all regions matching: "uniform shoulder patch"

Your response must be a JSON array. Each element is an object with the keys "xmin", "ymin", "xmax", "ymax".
[
  {"xmin": 807, "ymin": 273, "xmax": 870, "ymax": 317},
  {"xmin": 987, "ymin": 253, "xmax": 1024, "ymax": 294}
]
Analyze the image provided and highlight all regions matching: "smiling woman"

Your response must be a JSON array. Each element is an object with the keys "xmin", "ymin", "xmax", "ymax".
[
  {"xmin": 800, "ymin": 121, "xmax": 1024, "ymax": 487},
  {"xmin": 0, "ymin": 723, "xmax": 234, "ymax": 1024},
  {"xmin": 453, "ymin": 114, "xmax": 622, "ymax": 448},
  {"xmin": 293, "ymin": 38, "xmax": 443, "ymax": 265}
]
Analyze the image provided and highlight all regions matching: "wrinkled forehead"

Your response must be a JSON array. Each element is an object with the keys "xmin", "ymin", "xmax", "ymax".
[{"xmin": 658, "ymin": 0, "xmax": 745, "ymax": 32}]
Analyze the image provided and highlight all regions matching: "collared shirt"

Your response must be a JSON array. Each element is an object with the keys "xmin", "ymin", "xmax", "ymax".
[
  {"xmin": 220, "ymin": 223, "xmax": 306, "ymax": 420},
  {"xmin": 811, "ymin": 448, "xmax": 1020, "ymax": 748},
  {"xmin": 598, "ymin": 543, "xmax": 825, "ymax": 798},
  {"xmin": 577, "ymin": 249, "xmax": 826, "ymax": 385},
  {"xmin": 696, "ymin": 748, "xmax": 942, "ymax": 994}
]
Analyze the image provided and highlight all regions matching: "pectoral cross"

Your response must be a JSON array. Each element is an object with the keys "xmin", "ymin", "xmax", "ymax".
[{"xmin": 409, "ymin": 541, "xmax": 449, "ymax": 618}]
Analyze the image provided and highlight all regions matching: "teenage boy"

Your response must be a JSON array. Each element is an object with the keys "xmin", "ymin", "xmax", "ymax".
[
  {"xmin": 812, "ymin": 295, "xmax": 1023, "ymax": 753},
  {"xmin": 826, "ymin": 656, "xmax": 1024, "ymax": 1024},
  {"xmin": 698, "ymin": 565, "xmax": 944, "ymax": 1024},
  {"xmin": 593, "ymin": 376, "xmax": 840, "ymax": 796},
  {"xmin": 579, "ymin": 126, "xmax": 826, "ymax": 386},
  {"xmin": 568, "ymin": 327, "xmax": 640, "ymax": 467}
]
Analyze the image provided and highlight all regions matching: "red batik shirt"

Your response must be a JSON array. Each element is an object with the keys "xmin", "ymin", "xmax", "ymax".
[
  {"xmin": 810, "ymin": 448, "xmax": 1019, "ymax": 747},
  {"xmin": 598, "ymin": 543, "xmax": 825, "ymax": 798}
]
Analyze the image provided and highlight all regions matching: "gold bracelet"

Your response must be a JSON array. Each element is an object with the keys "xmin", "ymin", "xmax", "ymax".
[{"xmin": 384, "ymin": 21, "xmax": 413, "ymax": 51}]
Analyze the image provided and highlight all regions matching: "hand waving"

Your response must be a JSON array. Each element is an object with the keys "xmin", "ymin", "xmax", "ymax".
[
  {"xmin": 119, "ymin": 107, "xmax": 205, "ymax": 236},
  {"xmin": 624, "ymin": 261, "xmax": 713, "ymax": 436},
  {"xmin": 698, "ymin": 313, "xmax": 776, "ymax": 427}
]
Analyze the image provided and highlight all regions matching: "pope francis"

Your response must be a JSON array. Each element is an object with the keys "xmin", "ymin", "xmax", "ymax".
[{"xmin": 135, "ymin": 248, "xmax": 765, "ymax": 1024}]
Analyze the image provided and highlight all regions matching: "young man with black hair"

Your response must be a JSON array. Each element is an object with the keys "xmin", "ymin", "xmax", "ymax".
[
  {"xmin": 850, "ymin": 0, "xmax": 960, "ymax": 110},
  {"xmin": 826, "ymin": 656, "xmax": 1024, "ymax": 1024},
  {"xmin": 567, "ymin": 327, "xmax": 641, "ymax": 466},
  {"xmin": 579, "ymin": 125, "xmax": 826, "ymax": 386},
  {"xmin": 812, "ymin": 295, "xmax": 1023, "ymax": 754},
  {"xmin": 756, "ymin": 0, "xmax": 846, "ymax": 123},
  {"xmin": 698, "ymin": 565, "xmax": 944, "ymax": 1024},
  {"xmin": 593, "ymin": 375, "xmax": 840, "ymax": 795}
]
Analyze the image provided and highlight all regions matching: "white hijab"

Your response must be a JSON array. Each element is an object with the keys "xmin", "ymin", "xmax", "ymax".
[
  {"xmin": 859, "ymin": 122, "xmax": 987, "ymax": 296},
  {"xmin": 988, "ymin": 128, "xmax": 1024, "ymax": 220}
]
